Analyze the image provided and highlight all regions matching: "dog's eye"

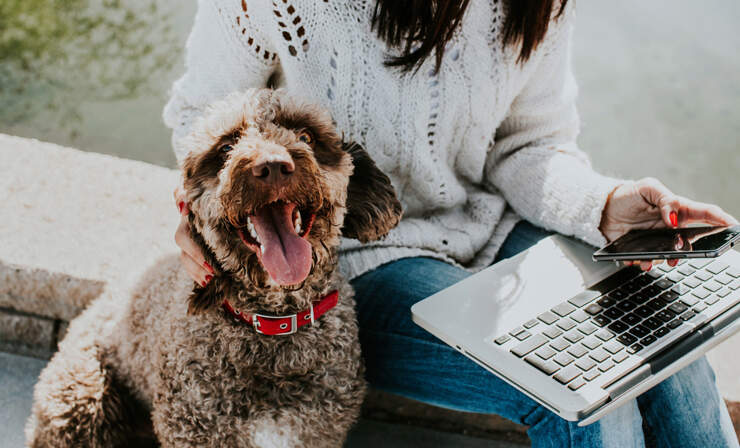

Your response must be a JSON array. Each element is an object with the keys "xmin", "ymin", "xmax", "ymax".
[
  {"xmin": 297, "ymin": 130, "xmax": 314, "ymax": 146},
  {"xmin": 220, "ymin": 144, "xmax": 234, "ymax": 153}
]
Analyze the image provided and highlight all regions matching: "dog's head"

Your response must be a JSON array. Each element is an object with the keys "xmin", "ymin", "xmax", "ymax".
[{"xmin": 179, "ymin": 89, "xmax": 401, "ymax": 312}]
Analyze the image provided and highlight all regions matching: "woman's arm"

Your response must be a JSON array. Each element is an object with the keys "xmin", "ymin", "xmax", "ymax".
[
  {"xmin": 484, "ymin": 7, "xmax": 623, "ymax": 248},
  {"xmin": 163, "ymin": 0, "xmax": 279, "ymax": 163}
]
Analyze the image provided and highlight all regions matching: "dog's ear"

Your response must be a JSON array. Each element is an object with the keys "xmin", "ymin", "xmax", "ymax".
[
  {"xmin": 187, "ymin": 277, "xmax": 228, "ymax": 315},
  {"xmin": 341, "ymin": 142, "xmax": 403, "ymax": 243}
]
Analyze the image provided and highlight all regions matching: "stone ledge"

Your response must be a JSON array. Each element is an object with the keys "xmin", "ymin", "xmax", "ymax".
[{"xmin": 1, "ymin": 134, "xmax": 739, "ymax": 439}]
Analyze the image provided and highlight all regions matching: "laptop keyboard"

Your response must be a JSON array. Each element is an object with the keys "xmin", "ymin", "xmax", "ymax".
[{"xmin": 493, "ymin": 258, "xmax": 740, "ymax": 392}]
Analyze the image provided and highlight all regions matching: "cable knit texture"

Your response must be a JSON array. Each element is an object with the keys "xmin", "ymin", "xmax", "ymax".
[{"xmin": 163, "ymin": 0, "xmax": 624, "ymax": 279}]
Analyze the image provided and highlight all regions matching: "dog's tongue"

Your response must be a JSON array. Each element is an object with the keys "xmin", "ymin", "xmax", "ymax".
[{"xmin": 251, "ymin": 203, "xmax": 312, "ymax": 285}]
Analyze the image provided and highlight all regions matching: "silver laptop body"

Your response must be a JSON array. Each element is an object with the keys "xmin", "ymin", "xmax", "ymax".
[{"xmin": 411, "ymin": 235, "xmax": 740, "ymax": 426}]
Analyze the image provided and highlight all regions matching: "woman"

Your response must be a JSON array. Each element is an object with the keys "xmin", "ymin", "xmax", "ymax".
[{"xmin": 165, "ymin": 1, "xmax": 738, "ymax": 446}]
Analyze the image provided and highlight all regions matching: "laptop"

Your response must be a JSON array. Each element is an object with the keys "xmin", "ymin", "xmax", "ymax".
[{"xmin": 411, "ymin": 235, "xmax": 740, "ymax": 426}]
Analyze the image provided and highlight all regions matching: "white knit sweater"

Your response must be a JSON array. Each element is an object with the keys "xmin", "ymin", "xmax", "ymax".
[{"xmin": 163, "ymin": 0, "xmax": 624, "ymax": 279}]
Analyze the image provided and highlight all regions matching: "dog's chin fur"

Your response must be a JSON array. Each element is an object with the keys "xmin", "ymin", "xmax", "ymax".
[{"xmin": 25, "ymin": 88, "xmax": 402, "ymax": 448}]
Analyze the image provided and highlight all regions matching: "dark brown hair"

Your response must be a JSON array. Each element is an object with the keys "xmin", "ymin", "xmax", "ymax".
[{"xmin": 371, "ymin": 0, "xmax": 569, "ymax": 73}]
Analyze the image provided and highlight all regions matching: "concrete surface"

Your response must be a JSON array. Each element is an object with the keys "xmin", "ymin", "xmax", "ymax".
[{"xmin": 0, "ymin": 352, "xmax": 523, "ymax": 448}]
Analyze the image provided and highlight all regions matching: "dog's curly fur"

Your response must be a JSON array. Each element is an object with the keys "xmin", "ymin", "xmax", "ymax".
[{"xmin": 25, "ymin": 89, "xmax": 402, "ymax": 447}]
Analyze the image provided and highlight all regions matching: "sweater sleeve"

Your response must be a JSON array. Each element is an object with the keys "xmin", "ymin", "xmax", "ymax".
[
  {"xmin": 163, "ymin": 0, "xmax": 279, "ymax": 164},
  {"xmin": 484, "ymin": 9, "xmax": 624, "ymax": 248}
]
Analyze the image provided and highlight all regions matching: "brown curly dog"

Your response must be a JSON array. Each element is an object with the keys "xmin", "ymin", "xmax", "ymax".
[{"xmin": 25, "ymin": 88, "xmax": 402, "ymax": 447}]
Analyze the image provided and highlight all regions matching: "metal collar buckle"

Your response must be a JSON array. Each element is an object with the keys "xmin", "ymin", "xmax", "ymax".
[{"xmin": 252, "ymin": 313, "xmax": 298, "ymax": 335}]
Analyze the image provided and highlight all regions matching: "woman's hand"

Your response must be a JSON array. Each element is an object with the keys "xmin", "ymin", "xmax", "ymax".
[
  {"xmin": 599, "ymin": 178, "xmax": 738, "ymax": 271},
  {"xmin": 174, "ymin": 186, "xmax": 214, "ymax": 286}
]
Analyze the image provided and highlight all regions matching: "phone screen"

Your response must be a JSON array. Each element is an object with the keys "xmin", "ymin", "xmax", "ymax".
[{"xmin": 596, "ymin": 225, "xmax": 740, "ymax": 259}]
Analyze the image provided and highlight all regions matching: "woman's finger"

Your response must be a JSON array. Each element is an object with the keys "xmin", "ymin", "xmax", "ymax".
[
  {"xmin": 667, "ymin": 259, "xmax": 679, "ymax": 267},
  {"xmin": 680, "ymin": 199, "xmax": 738, "ymax": 226},
  {"xmin": 173, "ymin": 185, "xmax": 189, "ymax": 215},
  {"xmin": 637, "ymin": 178, "xmax": 681, "ymax": 228},
  {"xmin": 639, "ymin": 260, "xmax": 652, "ymax": 271},
  {"xmin": 180, "ymin": 251, "xmax": 212, "ymax": 286},
  {"xmin": 174, "ymin": 215, "xmax": 213, "ymax": 274}
]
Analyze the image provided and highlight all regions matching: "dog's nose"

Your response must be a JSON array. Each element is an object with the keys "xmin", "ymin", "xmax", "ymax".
[{"xmin": 251, "ymin": 160, "xmax": 295, "ymax": 185}]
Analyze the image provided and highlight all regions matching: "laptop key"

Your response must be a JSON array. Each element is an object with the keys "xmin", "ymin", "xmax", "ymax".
[
  {"xmin": 608, "ymin": 289, "xmax": 628, "ymax": 301},
  {"xmin": 706, "ymin": 262, "xmax": 729, "ymax": 275},
  {"xmin": 509, "ymin": 326, "xmax": 526, "ymax": 337},
  {"xmin": 567, "ymin": 345, "xmax": 588, "ymax": 358},
  {"xmin": 690, "ymin": 259, "xmax": 713, "ymax": 269},
  {"xmin": 604, "ymin": 341, "xmax": 624, "ymax": 354},
  {"xmin": 717, "ymin": 288, "xmax": 732, "ymax": 298},
  {"xmin": 705, "ymin": 295, "xmax": 720, "ymax": 305},
  {"xmin": 567, "ymin": 290, "xmax": 601, "ymax": 307},
  {"xmin": 552, "ymin": 302, "xmax": 577, "ymax": 317},
  {"xmin": 604, "ymin": 307, "xmax": 625, "ymax": 319},
  {"xmin": 510, "ymin": 333, "xmax": 549, "ymax": 357},
  {"xmin": 575, "ymin": 357, "xmax": 596, "ymax": 371},
  {"xmin": 660, "ymin": 290, "xmax": 680, "ymax": 302},
  {"xmin": 655, "ymin": 309, "xmax": 676, "ymax": 322},
  {"xmin": 554, "ymin": 352, "xmax": 575, "ymax": 367},
  {"xmin": 579, "ymin": 322, "xmax": 598, "ymax": 335},
  {"xmin": 564, "ymin": 331, "xmax": 584, "ymax": 344},
  {"xmin": 543, "ymin": 327, "xmax": 563, "ymax": 339},
  {"xmin": 589, "ymin": 348, "xmax": 610, "ymax": 363},
  {"xmin": 655, "ymin": 279, "xmax": 674, "ymax": 289},
  {"xmin": 570, "ymin": 310, "xmax": 590, "ymax": 323},
  {"xmin": 582, "ymin": 337, "xmax": 602, "ymax": 350},
  {"xmin": 681, "ymin": 295, "xmax": 700, "ymax": 307},
  {"xmin": 629, "ymin": 325, "xmax": 650, "ymax": 338},
  {"xmin": 726, "ymin": 267, "xmax": 740, "ymax": 278},
  {"xmin": 553, "ymin": 366, "xmax": 582, "ymax": 384},
  {"xmin": 523, "ymin": 319, "xmax": 540, "ymax": 329},
  {"xmin": 694, "ymin": 271, "xmax": 713, "ymax": 282},
  {"xmin": 678, "ymin": 265, "xmax": 697, "ymax": 276},
  {"xmin": 667, "ymin": 319, "xmax": 682, "ymax": 330},
  {"xmin": 647, "ymin": 298, "xmax": 667, "ymax": 311},
  {"xmin": 549, "ymin": 338, "xmax": 570, "ymax": 352},
  {"xmin": 556, "ymin": 319, "xmax": 577, "ymax": 331},
  {"xmin": 617, "ymin": 333, "xmax": 637, "ymax": 346},
  {"xmin": 584, "ymin": 303, "xmax": 604, "ymax": 315},
  {"xmin": 654, "ymin": 326, "xmax": 670, "ymax": 338},
  {"xmin": 635, "ymin": 306, "xmax": 653, "ymax": 318},
  {"xmin": 668, "ymin": 302, "xmax": 688, "ymax": 314},
  {"xmin": 680, "ymin": 310, "xmax": 697, "ymax": 321},
  {"xmin": 640, "ymin": 335, "xmax": 657, "ymax": 346},
  {"xmin": 715, "ymin": 273, "xmax": 733, "ymax": 285},
  {"xmin": 583, "ymin": 370, "xmax": 601, "ymax": 381},
  {"xmin": 691, "ymin": 288, "xmax": 711, "ymax": 300},
  {"xmin": 494, "ymin": 334, "xmax": 511, "ymax": 345},
  {"xmin": 608, "ymin": 321, "xmax": 629, "ymax": 334},
  {"xmin": 683, "ymin": 277, "xmax": 702, "ymax": 289},
  {"xmin": 597, "ymin": 296, "xmax": 617, "ymax": 308},
  {"xmin": 693, "ymin": 303, "xmax": 708, "ymax": 313},
  {"xmin": 568, "ymin": 377, "xmax": 587, "ymax": 391},
  {"xmin": 514, "ymin": 331, "xmax": 532, "ymax": 341},
  {"xmin": 627, "ymin": 343, "xmax": 643, "ymax": 354},
  {"xmin": 613, "ymin": 351, "xmax": 629, "ymax": 363},
  {"xmin": 536, "ymin": 346, "xmax": 557, "ymax": 360},
  {"xmin": 598, "ymin": 360, "xmax": 615, "ymax": 372},
  {"xmin": 672, "ymin": 284, "xmax": 692, "ymax": 295},
  {"xmin": 630, "ymin": 292, "xmax": 650, "ymax": 305},
  {"xmin": 667, "ymin": 271, "xmax": 685, "ymax": 283},
  {"xmin": 730, "ymin": 279, "xmax": 740, "ymax": 290},
  {"xmin": 703, "ymin": 281, "xmax": 722, "ymax": 292},
  {"xmin": 525, "ymin": 355, "xmax": 560, "ymax": 375},
  {"xmin": 538, "ymin": 311, "xmax": 560, "ymax": 325},
  {"xmin": 595, "ymin": 329, "xmax": 615, "ymax": 341},
  {"xmin": 621, "ymin": 313, "xmax": 641, "ymax": 326},
  {"xmin": 616, "ymin": 300, "xmax": 638, "ymax": 312},
  {"xmin": 592, "ymin": 315, "xmax": 612, "ymax": 327},
  {"xmin": 643, "ymin": 317, "xmax": 663, "ymax": 330}
]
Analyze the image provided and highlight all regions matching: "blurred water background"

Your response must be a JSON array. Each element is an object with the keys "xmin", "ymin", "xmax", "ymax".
[{"xmin": 1, "ymin": 0, "xmax": 738, "ymax": 216}]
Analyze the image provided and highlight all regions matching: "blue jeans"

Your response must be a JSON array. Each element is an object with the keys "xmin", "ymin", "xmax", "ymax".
[{"xmin": 351, "ymin": 221, "xmax": 738, "ymax": 447}]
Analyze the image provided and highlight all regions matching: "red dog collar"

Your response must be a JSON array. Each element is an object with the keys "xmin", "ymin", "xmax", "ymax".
[{"xmin": 222, "ymin": 290, "xmax": 339, "ymax": 336}]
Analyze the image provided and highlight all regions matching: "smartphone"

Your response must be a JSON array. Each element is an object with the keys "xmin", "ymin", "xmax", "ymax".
[{"xmin": 592, "ymin": 225, "xmax": 740, "ymax": 262}]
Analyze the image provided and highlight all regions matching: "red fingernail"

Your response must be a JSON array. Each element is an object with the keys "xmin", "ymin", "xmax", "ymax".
[
  {"xmin": 205, "ymin": 275, "xmax": 213, "ymax": 283},
  {"xmin": 200, "ymin": 280, "xmax": 207, "ymax": 287},
  {"xmin": 204, "ymin": 261, "xmax": 214, "ymax": 274},
  {"xmin": 178, "ymin": 201, "xmax": 184, "ymax": 214},
  {"xmin": 670, "ymin": 211, "xmax": 678, "ymax": 228}
]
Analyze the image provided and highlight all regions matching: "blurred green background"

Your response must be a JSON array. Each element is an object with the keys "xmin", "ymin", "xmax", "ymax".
[{"xmin": 1, "ymin": 0, "xmax": 738, "ymax": 216}]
